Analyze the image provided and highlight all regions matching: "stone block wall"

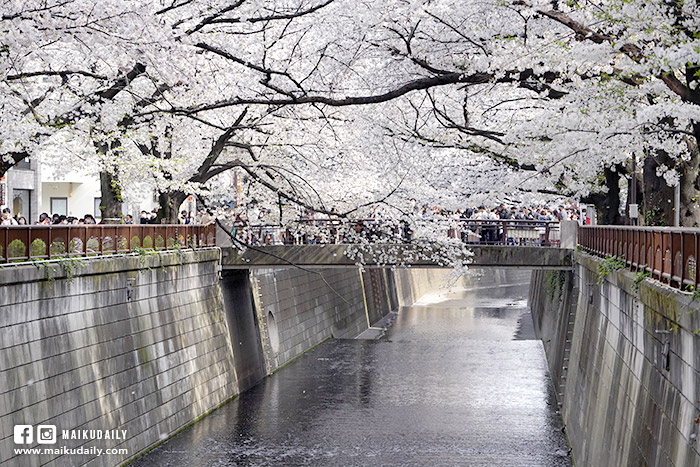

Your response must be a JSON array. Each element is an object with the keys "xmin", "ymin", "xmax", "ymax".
[
  {"xmin": 0, "ymin": 256, "xmax": 421, "ymax": 467},
  {"xmin": 393, "ymin": 268, "xmax": 454, "ymax": 307},
  {"xmin": 361, "ymin": 269, "xmax": 397, "ymax": 326},
  {"xmin": 529, "ymin": 269, "xmax": 578, "ymax": 401},
  {"xmin": 0, "ymin": 250, "xmax": 238, "ymax": 467},
  {"xmin": 250, "ymin": 267, "xmax": 370, "ymax": 373},
  {"xmin": 531, "ymin": 253, "xmax": 700, "ymax": 466}
]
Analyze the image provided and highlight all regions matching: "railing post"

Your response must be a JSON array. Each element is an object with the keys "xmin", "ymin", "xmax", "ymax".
[
  {"xmin": 26, "ymin": 226, "xmax": 32, "ymax": 262},
  {"xmin": 48, "ymin": 226, "xmax": 53, "ymax": 260},
  {"xmin": 696, "ymin": 233, "xmax": 699, "ymax": 290},
  {"xmin": 668, "ymin": 232, "xmax": 672, "ymax": 283},
  {"xmin": 680, "ymin": 232, "xmax": 685, "ymax": 288},
  {"xmin": 1, "ymin": 227, "xmax": 7, "ymax": 263}
]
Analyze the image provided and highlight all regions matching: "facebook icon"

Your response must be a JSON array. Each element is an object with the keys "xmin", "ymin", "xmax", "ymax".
[{"xmin": 14, "ymin": 425, "xmax": 33, "ymax": 444}]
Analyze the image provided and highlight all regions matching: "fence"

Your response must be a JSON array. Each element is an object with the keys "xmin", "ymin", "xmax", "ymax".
[
  {"xmin": 0, "ymin": 219, "xmax": 562, "ymax": 264},
  {"xmin": 230, "ymin": 219, "xmax": 560, "ymax": 247},
  {"xmin": 0, "ymin": 224, "xmax": 216, "ymax": 263},
  {"xmin": 578, "ymin": 225, "xmax": 700, "ymax": 290}
]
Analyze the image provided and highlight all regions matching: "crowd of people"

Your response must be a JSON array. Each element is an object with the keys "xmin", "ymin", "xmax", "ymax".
[
  {"xmin": 137, "ymin": 209, "xmax": 215, "ymax": 225},
  {"xmin": 1, "ymin": 208, "xmax": 102, "ymax": 226},
  {"xmin": 0, "ymin": 206, "xmax": 218, "ymax": 226},
  {"xmin": 419, "ymin": 202, "xmax": 591, "ymax": 224},
  {"xmin": 1, "ymin": 201, "xmax": 590, "ymax": 245},
  {"xmin": 226, "ymin": 201, "xmax": 593, "ymax": 246}
]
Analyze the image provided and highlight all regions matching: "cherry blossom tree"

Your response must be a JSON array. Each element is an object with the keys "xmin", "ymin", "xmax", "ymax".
[{"xmin": 2, "ymin": 0, "xmax": 699, "ymax": 226}]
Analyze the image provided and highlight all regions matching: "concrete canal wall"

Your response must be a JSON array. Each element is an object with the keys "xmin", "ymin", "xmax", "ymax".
[
  {"xmin": 0, "ymin": 249, "xmax": 238, "ymax": 467},
  {"xmin": 531, "ymin": 253, "xmax": 700, "ymax": 466},
  {"xmin": 250, "ymin": 267, "xmax": 379, "ymax": 374},
  {"xmin": 394, "ymin": 268, "xmax": 455, "ymax": 306},
  {"xmin": 0, "ymin": 252, "xmax": 411, "ymax": 467}
]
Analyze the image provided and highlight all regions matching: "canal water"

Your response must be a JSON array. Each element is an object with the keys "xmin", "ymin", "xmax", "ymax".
[{"xmin": 133, "ymin": 270, "xmax": 571, "ymax": 466}]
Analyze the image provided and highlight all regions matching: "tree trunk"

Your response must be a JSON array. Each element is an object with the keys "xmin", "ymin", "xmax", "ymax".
[
  {"xmin": 642, "ymin": 154, "xmax": 675, "ymax": 226},
  {"xmin": 581, "ymin": 165, "xmax": 623, "ymax": 225},
  {"xmin": 99, "ymin": 171, "xmax": 123, "ymax": 224},
  {"xmin": 679, "ymin": 123, "xmax": 700, "ymax": 227},
  {"xmin": 156, "ymin": 190, "xmax": 187, "ymax": 224},
  {"xmin": 0, "ymin": 152, "xmax": 29, "ymax": 178},
  {"xmin": 680, "ymin": 161, "xmax": 700, "ymax": 227}
]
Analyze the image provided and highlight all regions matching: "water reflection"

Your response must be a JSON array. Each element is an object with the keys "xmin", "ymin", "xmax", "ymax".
[{"xmin": 133, "ymin": 269, "xmax": 571, "ymax": 466}]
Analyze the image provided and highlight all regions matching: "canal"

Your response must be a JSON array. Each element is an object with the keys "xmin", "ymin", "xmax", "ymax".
[{"xmin": 133, "ymin": 269, "xmax": 571, "ymax": 466}]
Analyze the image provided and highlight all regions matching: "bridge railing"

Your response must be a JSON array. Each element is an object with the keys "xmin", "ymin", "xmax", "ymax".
[
  {"xmin": 230, "ymin": 219, "xmax": 560, "ymax": 247},
  {"xmin": 0, "ymin": 224, "xmax": 216, "ymax": 263},
  {"xmin": 578, "ymin": 225, "xmax": 700, "ymax": 290}
]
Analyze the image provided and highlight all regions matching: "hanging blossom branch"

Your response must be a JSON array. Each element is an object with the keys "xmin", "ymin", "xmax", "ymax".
[
  {"xmin": 538, "ymin": 9, "xmax": 700, "ymax": 106},
  {"xmin": 0, "ymin": 62, "xmax": 148, "ymax": 177},
  {"xmin": 138, "ymin": 67, "xmax": 570, "ymax": 118}
]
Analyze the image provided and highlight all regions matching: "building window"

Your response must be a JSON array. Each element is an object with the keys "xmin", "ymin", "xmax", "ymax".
[
  {"xmin": 50, "ymin": 197, "xmax": 67, "ymax": 216},
  {"xmin": 94, "ymin": 197, "xmax": 102, "ymax": 219},
  {"xmin": 12, "ymin": 189, "xmax": 31, "ymax": 222}
]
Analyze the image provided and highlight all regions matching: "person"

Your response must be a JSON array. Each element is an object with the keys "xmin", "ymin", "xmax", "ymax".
[
  {"xmin": 472, "ymin": 206, "xmax": 489, "ymax": 243},
  {"xmin": 139, "ymin": 211, "xmax": 150, "ymax": 224},
  {"xmin": 1, "ymin": 208, "xmax": 18, "ymax": 225},
  {"xmin": 487, "ymin": 208, "xmax": 500, "ymax": 243},
  {"xmin": 37, "ymin": 213, "xmax": 51, "ymax": 225},
  {"xmin": 200, "ymin": 210, "xmax": 214, "ymax": 225},
  {"xmin": 124, "ymin": 215, "xmax": 134, "ymax": 224},
  {"xmin": 179, "ymin": 210, "xmax": 188, "ymax": 224},
  {"xmin": 84, "ymin": 214, "xmax": 96, "ymax": 224},
  {"xmin": 17, "ymin": 216, "xmax": 27, "ymax": 225},
  {"xmin": 496, "ymin": 203, "xmax": 507, "ymax": 219},
  {"xmin": 52, "ymin": 213, "xmax": 60, "ymax": 224},
  {"xmin": 581, "ymin": 209, "xmax": 591, "ymax": 225}
]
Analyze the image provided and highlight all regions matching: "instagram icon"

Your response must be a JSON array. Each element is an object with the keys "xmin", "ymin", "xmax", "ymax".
[{"xmin": 37, "ymin": 425, "xmax": 56, "ymax": 444}]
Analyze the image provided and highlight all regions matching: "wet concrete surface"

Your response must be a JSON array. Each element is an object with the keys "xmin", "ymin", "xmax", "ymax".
[{"xmin": 132, "ymin": 271, "xmax": 571, "ymax": 466}]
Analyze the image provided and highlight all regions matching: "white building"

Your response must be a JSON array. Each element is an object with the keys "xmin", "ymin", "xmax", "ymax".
[
  {"xmin": 41, "ymin": 160, "xmax": 105, "ymax": 220},
  {"xmin": 1, "ymin": 157, "xmax": 41, "ymax": 223},
  {"xmin": 1, "ymin": 158, "xmax": 159, "ymax": 223}
]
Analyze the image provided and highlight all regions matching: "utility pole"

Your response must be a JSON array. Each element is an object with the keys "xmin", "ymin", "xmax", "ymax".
[
  {"xmin": 629, "ymin": 156, "xmax": 639, "ymax": 225},
  {"xmin": 674, "ymin": 182, "xmax": 680, "ymax": 227}
]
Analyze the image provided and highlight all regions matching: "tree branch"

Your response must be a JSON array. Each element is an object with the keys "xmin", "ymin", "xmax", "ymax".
[{"xmin": 6, "ymin": 70, "xmax": 108, "ymax": 81}]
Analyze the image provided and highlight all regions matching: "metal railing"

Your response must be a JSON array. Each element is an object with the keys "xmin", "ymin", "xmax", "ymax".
[
  {"xmin": 230, "ymin": 219, "xmax": 560, "ymax": 247},
  {"xmin": 0, "ymin": 224, "xmax": 216, "ymax": 263},
  {"xmin": 0, "ymin": 218, "xmax": 561, "ymax": 264},
  {"xmin": 578, "ymin": 225, "xmax": 700, "ymax": 290}
]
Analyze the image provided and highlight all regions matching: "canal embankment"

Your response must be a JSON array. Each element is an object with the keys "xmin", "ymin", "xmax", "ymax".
[
  {"xmin": 0, "ymin": 249, "xmax": 237, "ymax": 467},
  {"xmin": 0, "ymin": 251, "xmax": 404, "ymax": 467},
  {"xmin": 130, "ymin": 268, "xmax": 570, "ymax": 467},
  {"xmin": 530, "ymin": 252, "xmax": 700, "ymax": 466}
]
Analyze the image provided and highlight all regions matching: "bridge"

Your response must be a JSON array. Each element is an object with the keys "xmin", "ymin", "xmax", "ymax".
[
  {"xmin": 0, "ymin": 219, "xmax": 572, "ymax": 269},
  {"xmin": 220, "ymin": 244, "xmax": 573, "ymax": 269},
  {"xmin": 218, "ymin": 218, "xmax": 575, "ymax": 269}
]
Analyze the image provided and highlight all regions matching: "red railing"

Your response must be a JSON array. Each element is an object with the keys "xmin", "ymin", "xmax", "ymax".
[
  {"xmin": 578, "ymin": 225, "xmax": 699, "ymax": 290},
  {"xmin": 0, "ymin": 224, "xmax": 216, "ymax": 263}
]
